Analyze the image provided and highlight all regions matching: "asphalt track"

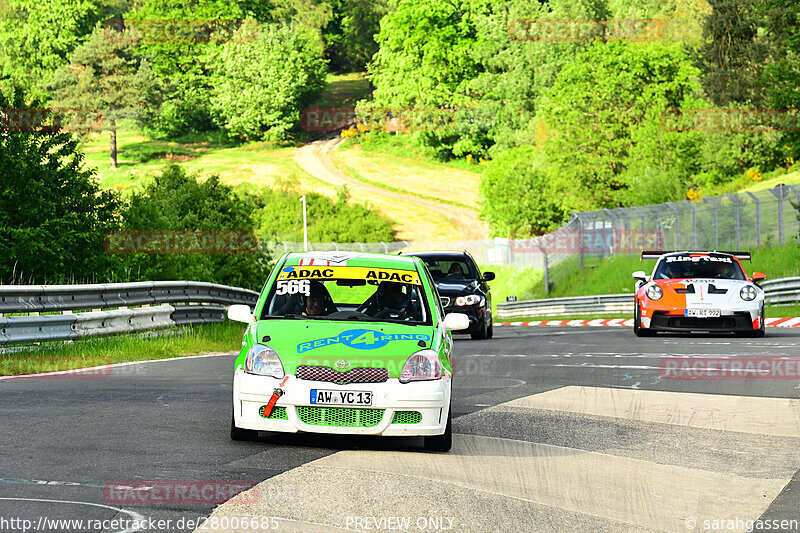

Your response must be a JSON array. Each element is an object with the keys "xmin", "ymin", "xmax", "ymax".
[{"xmin": 2, "ymin": 327, "xmax": 800, "ymax": 533}]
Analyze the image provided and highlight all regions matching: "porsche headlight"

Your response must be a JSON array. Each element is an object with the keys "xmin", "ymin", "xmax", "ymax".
[
  {"xmin": 244, "ymin": 344, "xmax": 284, "ymax": 378},
  {"xmin": 740, "ymin": 285, "xmax": 757, "ymax": 301},
  {"xmin": 455, "ymin": 294, "xmax": 482, "ymax": 306},
  {"xmin": 399, "ymin": 350, "xmax": 442, "ymax": 383},
  {"xmin": 646, "ymin": 285, "xmax": 663, "ymax": 301}
]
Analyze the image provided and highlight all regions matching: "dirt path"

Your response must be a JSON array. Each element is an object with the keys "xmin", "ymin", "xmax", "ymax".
[{"xmin": 294, "ymin": 138, "xmax": 489, "ymax": 242}]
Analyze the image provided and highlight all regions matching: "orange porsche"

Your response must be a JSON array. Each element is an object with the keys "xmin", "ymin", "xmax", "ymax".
[{"xmin": 632, "ymin": 251, "xmax": 766, "ymax": 337}]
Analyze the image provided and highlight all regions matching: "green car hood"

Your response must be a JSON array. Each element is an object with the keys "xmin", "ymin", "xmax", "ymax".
[{"xmin": 253, "ymin": 320, "xmax": 439, "ymax": 378}]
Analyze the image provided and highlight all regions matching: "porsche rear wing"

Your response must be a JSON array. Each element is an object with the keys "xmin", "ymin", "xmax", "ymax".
[{"xmin": 641, "ymin": 250, "xmax": 751, "ymax": 261}]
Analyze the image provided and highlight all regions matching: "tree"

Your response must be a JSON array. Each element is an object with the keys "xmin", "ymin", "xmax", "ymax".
[
  {"xmin": 537, "ymin": 41, "xmax": 703, "ymax": 211},
  {"xmin": 0, "ymin": 0, "xmax": 115, "ymax": 98},
  {"xmin": 323, "ymin": 0, "xmax": 390, "ymax": 72},
  {"xmin": 693, "ymin": 0, "xmax": 770, "ymax": 106},
  {"xmin": 0, "ymin": 85, "xmax": 121, "ymax": 284},
  {"xmin": 479, "ymin": 146, "xmax": 567, "ymax": 237},
  {"xmin": 46, "ymin": 26, "xmax": 162, "ymax": 169},
  {"xmin": 211, "ymin": 23, "xmax": 327, "ymax": 141},
  {"xmin": 126, "ymin": 0, "xmax": 245, "ymax": 136},
  {"xmin": 368, "ymin": 0, "xmax": 488, "ymax": 109},
  {"xmin": 120, "ymin": 164, "xmax": 269, "ymax": 289}
]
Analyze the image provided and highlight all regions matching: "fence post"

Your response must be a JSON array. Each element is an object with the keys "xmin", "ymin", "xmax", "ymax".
[
  {"xmin": 625, "ymin": 210, "xmax": 634, "ymax": 251},
  {"xmin": 770, "ymin": 185, "xmax": 786, "ymax": 245},
  {"xmin": 683, "ymin": 200, "xmax": 697, "ymax": 249},
  {"xmin": 666, "ymin": 202, "xmax": 680, "ymax": 249},
  {"xmin": 704, "ymin": 197, "xmax": 719, "ymax": 249},
  {"xmin": 725, "ymin": 194, "xmax": 741, "ymax": 250},
  {"xmin": 536, "ymin": 242, "xmax": 549, "ymax": 295},
  {"xmin": 745, "ymin": 191, "xmax": 760, "ymax": 246}
]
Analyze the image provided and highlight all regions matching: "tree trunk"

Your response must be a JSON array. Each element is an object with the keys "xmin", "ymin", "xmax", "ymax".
[{"xmin": 109, "ymin": 118, "xmax": 118, "ymax": 170}]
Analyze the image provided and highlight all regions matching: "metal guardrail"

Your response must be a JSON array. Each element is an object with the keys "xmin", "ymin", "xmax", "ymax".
[
  {"xmin": 0, "ymin": 282, "xmax": 258, "ymax": 346},
  {"xmin": 496, "ymin": 277, "xmax": 800, "ymax": 318}
]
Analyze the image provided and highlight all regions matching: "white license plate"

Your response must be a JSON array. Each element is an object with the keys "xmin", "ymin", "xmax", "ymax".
[
  {"xmin": 310, "ymin": 389, "xmax": 372, "ymax": 406},
  {"xmin": 685, "ymin": 308, "xmax": 721, "ymax": 318}
]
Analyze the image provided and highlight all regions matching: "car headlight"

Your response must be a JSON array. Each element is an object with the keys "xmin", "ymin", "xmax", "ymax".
[
  {"xmin": 455, "ymin": 294, "xmax": 482, "ymax": 306},
  {"xmin": 646, "ymin": 285, "xmax": 663, "ymax": 301},
  {"xmin": 244, "ymin": 344, "xmax": 284, "ymax": 378},
  {"xmin": 399, "ymin": 350, "xmax": 442, "ymax": 383},
  {"xmin": 740, "ymin": 285, "xmax": 757, "ymax": 301}
]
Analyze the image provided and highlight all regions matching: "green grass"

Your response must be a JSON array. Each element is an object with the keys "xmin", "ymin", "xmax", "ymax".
[
  {"xmin": 480, "ymin": 265, "xmax": 544, "ymax": 316},
  {"xmin": 514, "ymin": 242, "xmax": 800, "ymax": 302},
  {"xmin": 347, "ymin": 132, "xmax": 487, "ymax": 173},
  {"xmin": 339, "ymin": 162, "xmax": 476, "ymax": 211},
  {"xmin": 0, "ymin": 322, "xmax": 245, "ymax": 376},
  {"xmin": 315, "ymin": 72, "xmax": 371, "ymax": 108}
]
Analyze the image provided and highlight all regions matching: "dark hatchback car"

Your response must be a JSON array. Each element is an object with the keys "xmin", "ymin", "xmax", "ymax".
[{"xmin": 404, "ymin": 251, "xmax": 495, "ymax": 340}]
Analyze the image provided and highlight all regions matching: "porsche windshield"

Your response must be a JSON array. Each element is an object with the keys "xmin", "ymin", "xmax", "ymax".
[
  {"xmin": 260, "ymin": 266, "xmax": 431, "ymax": 325},
  {"xmin": 653, "ymin": 255, "xmax": 746, "ymax": 280}
]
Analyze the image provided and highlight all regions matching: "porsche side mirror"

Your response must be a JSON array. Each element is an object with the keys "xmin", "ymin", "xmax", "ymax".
[
  {"xmin": 632, "ymin": 271, "xmax": 647, "ymax": 282},
  {"xmin": 482, "ymin": 272, "xmax": 496, "ymax": 282},
  {"xmin": 752, "ymin": 272, "xmax": 766, "ymax": 282}
]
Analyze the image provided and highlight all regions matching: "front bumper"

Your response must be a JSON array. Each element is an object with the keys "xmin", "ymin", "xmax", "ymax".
[
  {"xmin": 639, "ymin": 301, "xmax": 761, "ymax": 332},
  {"xmin": 233, "ymin": 370, "xmax": 451, "ymax": 436}
]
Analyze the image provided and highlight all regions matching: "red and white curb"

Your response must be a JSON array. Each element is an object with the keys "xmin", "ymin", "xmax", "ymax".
[{"xmin": 494, "ymin": 317, "xmax": 800, "ymax": 328}]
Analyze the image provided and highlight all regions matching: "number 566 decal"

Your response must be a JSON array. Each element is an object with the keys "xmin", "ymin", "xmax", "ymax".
[{"xmin": 276, "ymin": 279, "xmax": 310, "ymax": 296}]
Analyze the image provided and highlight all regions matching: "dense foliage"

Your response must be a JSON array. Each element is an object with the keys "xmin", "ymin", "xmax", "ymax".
[
  {"xmin": 120, "ymin": 164, "xmax": 269, "ymax": 289},
  {"xmin": 211, "ymin": 23, "xmax": 327, "ymax": 141},
  {"xmin": 0, "ymin": 87, "xmax": 120, "ymax": 284}
]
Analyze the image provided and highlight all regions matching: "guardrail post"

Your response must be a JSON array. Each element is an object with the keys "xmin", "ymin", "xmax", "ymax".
[
  {"xmin": 770, "ymin": 184, "xmax": 786, "ymax": 245},
  {"xmin": 725, "ymin": 194, "xmax": 741, "ymax": 250},
  {"xmin": 745, "ymin": 191, "xmax": 760, "ymax": 246},
  {"xmin": 704, "ymin": 197, "xmax": 719, "ymax": 249}
]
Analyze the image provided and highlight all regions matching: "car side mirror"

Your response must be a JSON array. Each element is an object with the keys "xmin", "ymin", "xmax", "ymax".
[
  {"xmin": 482, "ymin": 272, "xmax": 495, "ymax": 282},
  {"xmin": 632, "ymin": 271, "xmax": 647, "ymax": 282},
  {"xmin": 228, "ymin": 304, "xmax": 253, "ymax": 323},
  {"xmin": 443, "ymin": 313, "xmax": 469, "ymax": 331},
  {"xmin": 752, "ymin": 272, "xmax": 766, "ymax": 282}
]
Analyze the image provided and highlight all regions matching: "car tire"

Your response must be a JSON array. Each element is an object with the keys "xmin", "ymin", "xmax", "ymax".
[
  {"xmin": 486, "ymin": 321, "xmax": 494, "ymax": 339},
  {"xmin": 634, "ymin": 304, "xmax": 655, "ymax": 337},
  {"xmin": 230, "ymin": 410, "xmax": 259, "ymax": 441},
  {"xmin": 470, "ymin": 319, "xmax": 488, "ymax": 340},
  {"xmin": 424, "ymin": 404, "xmax": 452, "ymax": 452}
]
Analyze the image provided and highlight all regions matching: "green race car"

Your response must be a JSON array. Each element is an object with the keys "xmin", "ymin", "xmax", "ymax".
[{"xmin": 227, "ymin": 251, "xmax": 469, "ymax": 452}]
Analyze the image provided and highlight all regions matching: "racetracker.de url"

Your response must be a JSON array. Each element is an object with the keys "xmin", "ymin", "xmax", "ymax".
[{"xmin": 0, "ymin": 515, "xmax": 281, "ymax": 532}]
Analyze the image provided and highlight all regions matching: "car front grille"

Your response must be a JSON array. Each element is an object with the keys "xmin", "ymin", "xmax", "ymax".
[
  {"xmin": 296, "ymin": 365, "xmax": 389, "ymax": 385},
  {"xmin": 391, "ymin": 411, "xmax": 422, "ymax": 424},
  {"xmin": 258, "ymin": 406, "xmax": 288, "ymax": 420},
  {"xmin": 296, "ymin": 406, "xmax": 385, "ymax": 427}
]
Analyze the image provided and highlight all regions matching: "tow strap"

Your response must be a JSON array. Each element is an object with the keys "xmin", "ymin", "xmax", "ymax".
[{"xmin": 261, "ymin": 376, "xmax": 289, "ymax": 418}]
